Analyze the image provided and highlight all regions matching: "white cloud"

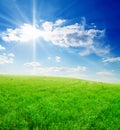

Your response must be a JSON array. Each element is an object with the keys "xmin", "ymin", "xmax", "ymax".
[
  {"xmin": 96, "ymin": 71, "xmax": 120, "ymax": 83},
  {"xmin": 24, "ymin": 62, "xmax": 41, "ymax": 67},
  {"xmin": 2, "ymin": 18, "xmax": 109, "ymax": 56},
  {"xmin": 96, "ymin": 71, "xmax": 114, "ymax": 76},
  {"xmin": 2, "ymin": 24, "xmax": 41, "ymax": 42},
  {"xmin": 48, "ymin": 66, "xmax": 86, "ymax": 73},
  {"xmin": 55, "ymin": 56, "xmax": 61, "ymax": 62},
  {"xmin": 42, "ymin": 19, "xmax": 109, "ymax": 56},
  {"xmin": 8, "ymin": 53, "xmax": 15, "ymax": 57},
  {"xmin": 41, "ymin": 21, "xmax": 105, "ymax": 49},
  {"xmin": 42, "ymin": 21, "xmax": 53, "ymax": 31},
  {"xmin": 0, "ymin": 53, "xmax": 14, "ymax": 64},
  {"xmin": 55, "ymin": 19, "xmax": 66, "ymax": 26},
  {"xmin": 102, "ymin": 57, "xmax": 120, "ymax": 63},
  {"xmin": 79, "ymin": 46, "xmax": 109, "ymax": 57},
  {"xmin": 48, "ymin": 56, "xmax": 61, "ymax": 62},
  {"xmin": 0, "ymin": 45, "xmax": 5, "ymax": 51},
  {"xmin": 79, "ymin": 48, "xmax": 92, "ymax": 56},
  {"xmin": 25, "ymin": 66, "xmax": 87, "ymax": 75}
]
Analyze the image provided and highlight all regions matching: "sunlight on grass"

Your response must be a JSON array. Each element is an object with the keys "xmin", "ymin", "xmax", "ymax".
[{"xmin": 0, "ymin": 75, "xmax": 120, "ymax": 130}]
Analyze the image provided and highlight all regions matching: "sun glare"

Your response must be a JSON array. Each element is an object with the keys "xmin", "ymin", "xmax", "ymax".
[{"xmin": 21, "ymin": 24, "xmax": 40, "ymax": 41}]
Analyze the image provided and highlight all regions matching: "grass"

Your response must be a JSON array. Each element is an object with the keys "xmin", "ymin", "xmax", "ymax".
[{"xmin": 0, "ymin": 75, "xmax": 120, "ymax": 130}]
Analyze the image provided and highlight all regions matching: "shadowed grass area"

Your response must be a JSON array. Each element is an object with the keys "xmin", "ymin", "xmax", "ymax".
[{"xmin": 0, "ymin": 75, "xmax": 120, "ymax": 130}]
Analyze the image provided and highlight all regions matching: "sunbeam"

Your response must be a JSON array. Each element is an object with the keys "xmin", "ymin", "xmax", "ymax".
[
  {"xmin": 0, "ymin": 14, "xmax": 20, "ymax": 27},
  {"xmin": 14, "ymin": 3, "xmax": 30, "ymax": 23},
  {"xmin": 32, "ymin": 0, "xmax": 37, "ymax": 62}
]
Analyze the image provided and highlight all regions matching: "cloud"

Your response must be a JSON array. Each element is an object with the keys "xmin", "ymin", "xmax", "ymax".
[
  {"xmin": 41, "ymin": 19, "xmax": 109, "ymax": 56},
  {"xmin": 2, "ymin": 24, "xmax": 41, "ymax": 42},
  {"xmin": 96, "ymin": 71, "xmax": 120, "ymax": 83},
  {"xmin": 102, "ymin": 57, "xmax": 120, "ymax": 63},
  {"xmin": 55, "ymin": 56, "xmax": 61, "ymax": 62},
  {"xmin": 1, "ymin": 18, "xmax": 109, "ymax": 56},
  {"xmin": 42, "ymin": 22, "xmax": 103, "ymax": 47},
  {"xmin": 79, "ymin": 45, "xmax": 110, "ymax": 56},
  {"xmin": 96, "ymin": 71, "xmax": 114, "ymax": 76},
  {"xmin": 25, "ymin": 66, "xmax": 87, "ymax": 75},
  {"xmin": 8, "ymin": 53, "xmax": 15, "ymax": 57},
  {"xmin": 24, "ymin": 62, "xmax": 41, "ymax": 67},
  {"xmin": 48, "ymin": 56, "xmax": 61, "ymax": 62},
  {"xmin": 0, "ymin": 53, "xmax": 14, "ymax": 64},
  {"xmin": 0, "ymin": 45, "xmax": 5, "ymax": 51},
  {"xmin": 42, "ymin": 21, "xmax": 53, "ymax": 32},
  {"xmin": 55, "ymin": 19, "xmax": 66, "ymax": 26},
  {"xmin": 30, "ymin": 66, "xmax": 87, "ymax": 73}
]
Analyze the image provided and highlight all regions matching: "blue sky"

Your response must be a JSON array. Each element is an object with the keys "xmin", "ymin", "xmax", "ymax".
[{"xmin": 0, "ymin": 0, "xmax": 120, "ymax": 83}]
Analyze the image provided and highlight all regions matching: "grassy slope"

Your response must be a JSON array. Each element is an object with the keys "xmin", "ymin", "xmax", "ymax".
[{"xmin": 0, "ymin": 75, "xmax": 120, "ymax": 130}]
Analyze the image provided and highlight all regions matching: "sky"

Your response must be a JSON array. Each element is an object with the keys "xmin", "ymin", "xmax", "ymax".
[{"xmin": 0, "ymin": 0, "xmax": 120, "ymax": 83}]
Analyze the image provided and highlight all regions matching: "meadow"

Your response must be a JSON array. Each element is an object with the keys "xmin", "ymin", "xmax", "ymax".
[{"xmin": 0, "ymin": 75, "xmax": 120, "ymax": 130}]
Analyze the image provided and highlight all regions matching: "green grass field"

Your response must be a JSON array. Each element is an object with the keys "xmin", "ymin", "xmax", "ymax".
[{"xmin": 0, "ymin": 75, "xmax": 120, "ymax": 130}]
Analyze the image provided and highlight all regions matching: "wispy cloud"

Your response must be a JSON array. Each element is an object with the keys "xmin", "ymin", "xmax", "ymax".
[
  {"xmin": 103, "ymin": 57, "xmax": 120, "ymax": 63},
  {"xmin": 0, "ymin": 45, "xmax": 6, "ymax": 51},
  {"xmin": 25, "ymin": 65, "xmax": 87, "ymax": 76},
  {"xmin": 96, "ymin": 70, "xmax": 120, "ymax": 83},
  {"xmin": 79, "ymin": 45, "xmax": 110, "ymax": 57},
  {"xmin": 0, "ymin": 53, "xmax": 14, "ymax": 64},
  {"xmin": 24, "ymin": 62, "xmax": 41, "ymax": 67},
  {"xmin": 1, "ymin": 18, "xmax": 109, "ymax": 56},
  {"xmin": 8, "ymin": 53, "xmax": 15, "ymax": 57},
  {"xmin": 55, "ymin": 19, "xmax": 66, "ymax": 26},
  {"xmin": 48, "ymin": 56, "xmax": 61, "ymax": 62},
  {"xmin": 96, "ymin": 71, "xmax": 114, "ymax": 76},
  {"xmin": 35, "ymin": 66, "xmax": 86, "ymax": 73},
  {"xmin": 55, "ymin": 56, "xmax": 61, "ymax": 62}
]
